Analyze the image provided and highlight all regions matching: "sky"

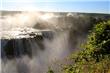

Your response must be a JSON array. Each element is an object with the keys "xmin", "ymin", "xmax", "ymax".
[{"xmin": 0, "ymin": 0, "xmax": 110, "ymax": 14}]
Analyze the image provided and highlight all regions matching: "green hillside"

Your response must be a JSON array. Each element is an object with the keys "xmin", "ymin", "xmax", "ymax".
[{"xmin": 63, "ymin": 20, "xmax": 110, "ymax": 73}]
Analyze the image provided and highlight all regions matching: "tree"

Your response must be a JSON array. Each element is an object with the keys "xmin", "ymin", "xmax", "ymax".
[{"xmin": 63, "ymin": 20, "xmax": 110, "ymax": 73}]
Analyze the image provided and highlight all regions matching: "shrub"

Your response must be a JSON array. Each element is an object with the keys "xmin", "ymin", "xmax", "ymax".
[{"xmin": 63, "ymin": 20, "xmax": 110, "ymax": 73}]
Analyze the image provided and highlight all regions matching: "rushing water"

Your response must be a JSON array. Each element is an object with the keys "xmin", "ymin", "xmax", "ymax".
[
  {"xmin": 1, "ymin": 11, "xmax": 109, "ymax": 73},
  {"xmin": 1, "ymin": 28, "xmax": 72, "ymax": 73}
]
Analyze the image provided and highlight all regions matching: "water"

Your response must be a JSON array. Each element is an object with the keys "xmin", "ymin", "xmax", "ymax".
[
  {"xmin": 1, "ymin": 27, "xmax": 72, "ymax": 73},
  {"xmin": 1, "ymin": 11, "xmax": 109, "ymax": 73}
]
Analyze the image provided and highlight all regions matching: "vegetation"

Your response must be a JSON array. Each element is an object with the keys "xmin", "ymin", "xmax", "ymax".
[
  {"xmin": 63, "ymin": 20, "xmax": 110, "ymax": 73},
  {"xmin": 47, "ymin": 67, "xmax": 54, "ymax": 73}
]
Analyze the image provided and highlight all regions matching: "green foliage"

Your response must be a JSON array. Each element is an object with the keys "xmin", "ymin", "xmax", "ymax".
[
  {"xmin": 47, "ymin": 67, "xmax": 54, "ymax": 73},
  {"xmin": 63, "ymin": 20, "xmax": 110, "ymax": 73}
]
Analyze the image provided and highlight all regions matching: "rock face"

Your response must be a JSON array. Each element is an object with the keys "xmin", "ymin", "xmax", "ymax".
[{"xmin": 1, "ymin": 28, "xmax": 54, "ymax": 59}]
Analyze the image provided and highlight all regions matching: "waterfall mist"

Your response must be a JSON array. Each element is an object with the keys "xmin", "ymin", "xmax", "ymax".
[
  {"xmin": 1, "ymin": 30, "xmax": 71, "ymax": 73},
  {"xmin": 1, "ymin": 11, "xmax": 109, "ymax": 73}
]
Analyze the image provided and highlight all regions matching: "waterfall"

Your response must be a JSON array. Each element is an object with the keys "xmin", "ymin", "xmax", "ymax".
[
  {"xmin": 1, "ymin": 11, "xmax": 109, "ymax": 73},
  {"xmin": 1, "ymin": 26, "xmax": 72, "ymax": 73}
]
